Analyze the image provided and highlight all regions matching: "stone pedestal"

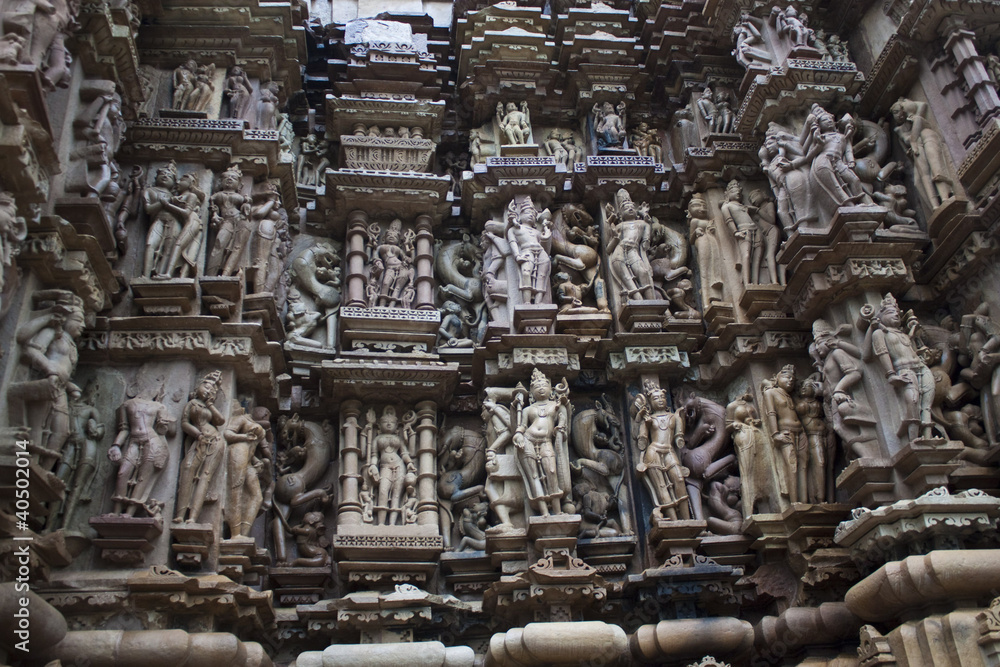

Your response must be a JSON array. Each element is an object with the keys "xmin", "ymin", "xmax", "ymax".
[
  {"xmin": 199, "ymin": 275, "xmax": 243, "ymax": 319},
  {"xmin": 891, "ymin": 438, "xmax": 964, "ymax": 497},
  {"xmin": 837, "ymin": 458, "xmax": 896, "ymax": 508},
  {"xmin": 268, "ymin": 566, "xmax": 331, "ymax": 606},
  {"xmin": 647, "ymin": 519, "xmax": 706, "ymax": 564},
  {"xmin": 513, "ymin": 304, "xmax": 558, "ymax": 335},
  {"xmin": 171, "ymin": 522, "xmax": 215, "ymax": 568},
  {"xmin": 89, "ymin": 514, "xmax": 163, "ymax": 566},
  {"xmin": 131, "ymin": 278, "xmax": 197, "ymax": 316},
  {"xmin": 218, "ymin": 537, "xmax": 269, "ymax": 584}
]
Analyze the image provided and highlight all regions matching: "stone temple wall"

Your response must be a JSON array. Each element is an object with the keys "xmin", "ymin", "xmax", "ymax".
[{"xmin": 4, "ymin": 0, "xmax": 1000, "ymax": 665}]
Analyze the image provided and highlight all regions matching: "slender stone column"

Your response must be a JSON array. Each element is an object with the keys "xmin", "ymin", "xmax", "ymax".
[
  {"xmin": 338, "ymin": 400, "xmax": 363, "ymax": 526},
  {"xmin": 414, "ymin": 214, "xmax": 435, "ymax": 310},
  {"xmin": 414, "ymin": 400, "xmax": 439, "ymax": 527},
  {"xmin": 345, "ymin": 209, "xmax": 369, "ymax": 307}
]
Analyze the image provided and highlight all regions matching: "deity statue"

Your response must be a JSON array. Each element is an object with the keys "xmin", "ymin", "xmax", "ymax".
[
  {"xmin": 720, "ymin": 180, "xmax": 760, "ymax": 287},
  {"xmin": 108, "ymin": 385, "xmax": 176, "ymax": 517},
  {"xmin": 505, "ymin": 195, "xmax": 553, "ymax": 305},
  {"xmin": 688, "ymin": 193, "xmax": 725, "ymax": 306},
  {"xmin": 748, "ymin": 189, "xmax": 783, "ymax": 285},
  {"xmin": 862, "ymin": 293, "xmax": 937, "ymax": 442},
  {"xmin": 206, "ymin": 165, "xmax": 252, "ymax": 277},
  {"xmin": 761, "ymin": 365, "xmax": 808, "ymax": 504},
  {"xmin": 632, "ymin": 387, "xmax": 691, "ymax": 521},
  {"xmin": 223, "ymin": 404, "xmax": 269, "ymax": 538},
  {"xmin": 890, "ymin": 97, "xmax": 956, "ymax": 210},
  {"xmin": 496, "ymin": 101, "xmax": 532, "ymax": 145},
  {"xmin": 605, "ymin": 188, "xmax": 656, "ymax": 300},
  {"xmin": 809, "ymin": 319, "xmax": 879, "ymax": 459},
  {"xmin": 14, "ymin": 291, "xmax": 86, "ymax": 469},
  {"xmin": 511, "ymin": 369, "xmax": 571, "ymax": 517},
  {"xmin": 367, "ymin": 219, "xmax": 416, "ymax": 309},
  {"xmin": 224, "ymin": 65, "xmax": 254, "ymax": 121},
  {"xmin": 793, "ymin": 104, "xmax": 870, "ymax": 223},
  {"xmin": 142, "ymin": 161, "xmax": 189, "ymax": 278},
  {"xmin": 592, "ymin": 101, "xmax": 627, "ymax": 149},
  {"xmin": 732, "ymin": 14, "xmax": 772, "ymax": 69},
  {"xmin": 173, "ymin": 371, "xmax": 227, "ymax": 524},
  {"xmin": 759, "ymin": 123, "xmax": 813, "ymax": 233},
  {"xmin": 362, "ymin": 406, "xmax": 417, "ymax": 526},
  {"xmin": 796, "ymin": 374, "xmax": 832, "ymax": 503},
  {"xmin": 161, "ymin": 172, "xmax": 206, "ymax": 280}
]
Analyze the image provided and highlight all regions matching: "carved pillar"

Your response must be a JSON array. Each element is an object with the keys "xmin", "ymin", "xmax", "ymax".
[
  {"xmin": 414, "ymin": 400, "xmax": 439, "ymax": 527},
  {"xmin": 346, "ymin": 210, "xmax": 369, "ymax": 307},
  {"xmin": 339, "ymin": 400, "xmax": 363, "ymax": 526},
  {"xmin": 414, "ymin": 214, "xmax": 435, "ymax": 310},
  {"xmin": 941, "ymin": 17, "xmax": 1000, "ymax": 124}
]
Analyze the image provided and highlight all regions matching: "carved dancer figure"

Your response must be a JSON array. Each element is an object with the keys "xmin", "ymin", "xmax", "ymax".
[
  {"xmin": 511, "ymin": 369, "xmax": 570, "ymax": 517},
  {"xmin": 363, "ymin": 406, "xmax": 416, "ymax": 526},
  {"xmin": 14, "ymin": 291, "xmax": 86, "ymax": 469},
  {"xmin": 605, "ymin": 188, "xmax": 656, "ymax": 300},
  {"xmin": 250, "ymin": 183, "xmax": 286, "ymax": 293},
  {"xmin": 367, "ymin": 219, "xmax": 416, "ymax": 308},
  {"xmin": 206, "ymin": 165, "xmax": 252, "ymax": 277},
  {"xmin": 862, "ymin": 293, "xmax": 937, "ymax": 442},
  {"xmin": 761, "ymin": 365, "xmax": 808, "ymax": 505},
  {"xmin": 223, "ymin": 404, "xmax": 268, "ymax": 538},
  {"xmin": 496, "ymin": 101, "xmax": 532, "ymax": 145},
  {"xmin": 53, "ymin": 381, "xmax": 103, "ymax": 529},
  {"xmin": 688, "ymin": 194, "xmax": 724, "ymax": 306},
  {"xmin": 793, "ymin": 104, "xmax": 870, "ymax": 221},
  {"xmin": 224, "ymin": 65, "xmax": 254, "ymax": 121},
  {"xmin": 173, "ymin": 371, "xmax": 226, "ymax": 524},
  {"xmin": 633, "ymin": 388, "xmax": 690, "ymax": 521},
  {"xmin": 108, "ymin": 386, "xmax": 176, "ymax": 517},
  {"xmin": 890, "ymin": 97, "xmax": 956, "ymax": 209},
  {"xmin": 505, "ymin": 196, "xmax": 553, "ymax": 305}
]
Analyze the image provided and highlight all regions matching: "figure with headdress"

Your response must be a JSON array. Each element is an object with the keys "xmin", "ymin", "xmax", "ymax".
[
  {"xmin": 367, "ymin": 219, "xmax": 416, "ymax": 308},
  {"xmin": 688, "ymin": 193, "xmax": 725, "ymax": 306},
  {"xmin": 732, "ymin": 14, "xmax": 772, "ymax": 69},
  {"xmin": 223, "ymin": 403, "xmax": 268, "ymax": 538},
  {"xmin": 592, "ymin": 101, "xmax": 627, "ymax": 149},
  {"xmin": 206, "ymin": 165, "xmax": 252, "ymax": 277},
  {"xmin": 605, "ymin": 188, "xmax": 656, "ymax": 300},
  {"xmin": 505, "ymin": 195, "xmax": 553, "ymax": 305},
  {"xmin": 174, "ymin": 370, "xmax": 227, "ymax": 524},
  {"xmin": 364, "ymin": 406, "xmax": 417, "ymax": 526},
  {"xmin": 512, "ymin": 369, "xmax": 570, "ymax": 517},
  {"xmin": 496, "ymin": 101, "xmax": 532, "ymax": 145},
  {"xmin": 143, "ymin": 161, "xmax": 189, "ymax": 278},
  {"xmin": 633, "ymin": 386, "xmax": 690, "ymax": 521},
  {"xmin": 162, "ymin": 171, "xmax": 206, "ymax": 279},
  {"xmin": 862, "ymin": 293, "xmax": 937, "ymax": 442},
  {"xmin": 108, "ymin": 383, "xmax": 176, "ymax": 517}
]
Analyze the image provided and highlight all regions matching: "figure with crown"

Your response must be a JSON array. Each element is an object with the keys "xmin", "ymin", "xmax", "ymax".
[
  {"xmin": 505, "ymin": 195, "xmax": 553, "ymax": 305},
  {"xmin": 207, "ymin": 164, "xmax": 252, "ymax": 277},
  {"xmin": 862, "ymin": 293, "xmax": 936, "ymax": 442},
  {"xmin": 632, "ymin": 384, "xmax": 691, "ymax": 521},
  {"xmin": 605, "ymin": 188, "xmax": 656, "ymax": 301},
  {"xmin": 174, "ymin": 370, "xmax": 227, "ymax": 524},
  {"xmin": 511, "ymin": 369, "xmax": 571, "ymax": 517},
  {"xmin": 142, "ymin": 161, "xmax": 189, "ymax": 278},
  {"xmin": 761, "ymin": 364, "xmax": 807, "ymax": 504},
  {"xmin": 363, "ymin": 405, "xmax": 417, "ymax": 526},
  {"xmin": 368, "ymin": 218, "xmax": 416, "ymax": 308}
]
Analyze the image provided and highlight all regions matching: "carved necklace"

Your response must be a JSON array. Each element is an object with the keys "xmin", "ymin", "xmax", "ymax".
[{"xmin": 653, "ymin": 414, "xmax": 672, "ymax": 429}]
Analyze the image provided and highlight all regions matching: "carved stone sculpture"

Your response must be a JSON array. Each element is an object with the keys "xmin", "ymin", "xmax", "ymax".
[
  {"xmin": 630, "ymin": 123, "xmax": 662, "ymax": 161},
  {"xmin": 142, "ymin": 161, "xmax": 188, "ymax": 278},
  {"xmin": 505, "ymin": 195, "xmax": 553, "ymax": 305},
  {"xmin": 759, "ymin": 123, "xmax": 814, "ymax": 233},
  {"xmin": 796, "ymin": 374, "xmax": 833, "ymax": 503},
  {"xmin": 771, "ymin": 6, "xmax": 813, "ymax": 48},
  {"xmin": 456, "ymin": 501, "xmax": 488, "ymax": 551},
  {"xmin": 224, "ymin": 65, "xmax": 254, "ymax": 121},
  {"xmin": 890, "ymin": 97, "xmax": 956, "ymax": 210},
  {"xmin": 592, "ymin": 101, "xmax": 627, "ymax": 149},
  {"xmin": 606, "ymin": 189, "xmax": 656, "ymax": 301},
  {"xmin": 571, "ymin": 395, "xmax": 626, "ymax": 536},
  {"xmin": 206, "ymin": 165, "xmax": 252, "ymax": 277},
  {"xmin": 544, "ymin": 130, "xmax": 568, "ymax": 167},
  {"xmin": 482, "ymin": 396, "xmax": 518, "ymax": 529},
  {"xmin": 797, "ymin": 104, "xmax": 871, "ymax": 221},
  {"xmin": 511, "ymin": 369, "xmax": 570, "ymax": 517},
  {"xmin": 68, "ymin": 83, "xmax": 124, "ymax": 199},
  {"xmin": 748, "ymin": 189, "xmax": 783, "ymax": 285},
  {"xmin": 107, "ymin": 165, "xmax": 143, "ymax": 253},
  {"xmin": 109, "ymin": 386, "xmax": 176, "ymax": 517},
  {"xmin": 688, "ymin": 194, "xmax": 724, "ymax": 306},
  {"xmin": 14, "ymin": 290, "xmax": 86, "ymax": 467},
  {"xmin": 2, "ymin": 0, "xmax": 76, "ymax": 87},
  {"xmin": 53, "ymin": 381, "xmax": 103, "ymax": 529},
  {"xmin": 862, "ymin": 293, "xmax": 937, "ymax": 442},
  {"xmin": 296, "ymin": 134, "xmax": 329, "ymax": 187},
  {"xmin": 257, "ymin": 82, "xmax": 279, "ymax": 130},
  {"xmin": 496, "ymin": 101, "xmax": 532, "ymax": 145},
  {"xmin": 551, "ymin": 203, "xmax": 603, "ymax": 310},
  {"xmin": 720, "ymin": 180, "xmax": 760, "ymax": 287},
  {"xmin": 287, "ymin": 240, "xmax": 341, "ymax": 348},
  {"xmin": 732, "ymin": 14, "xmax": 772, "ymax": 69},
  {"xmin": 223, "ymin": 404, "xmax": 268, "ymax": 538},
  {"xmin": 437, "ymin": 424, "xmax": 486, "ymax": 503},
  {"xmin": 435, "ymin": 236, "xmax": 485, "ymax": 343},
  {"xmin": 681, "ymin": 395, "xmax": 733, "ymax": 520},
  {"xmin": 172, "ymin": 60, "xmax": 197, "ymax": 110},
  {"xmin": 633, "ymin": 387, "xmax": 690, "ymax": 521},
  {"xmin": 287, "ymin": 511, "xmax": 330, "ymax": 567},
  {"xmin": 961, "ymin": 303, "xmax": 1000, "ymax": 446},
  {"xmin": 809, "ymin": 319, "xmax": 879, "ymax": 459},
  {"xmin": 173, "ymin": 60, "xmax": 215, "ymax": 112},
  {"xmin": 367, "ymin": 219, "xmax": 416, "ymax": 308},
  {"xmin": 362, "ymin": 406, "xmax": 416, "ymax": 526},
  {"xmin": 705, "ymin": 476, "xmax": 743, "ymax": 535},
  {"xmin": 696, "ymin": 88, "xmax": 718, "ymax": 137},
  {"xmin": 173, "ymin": 371, "xmax": 227, "ymax": 524},
  {"xmin": 250, "ymin": 183, "xmax": 287, "ymax": 294},
  {"xmin": 761, "ymin": 365, "xmax": 808, "ymax": 505},
  {"xmin": 712, "ymin": 88, "xmax": 735, "ymax": 134},
  {"xmin": 272, "ymin": 415, "xmax": 332, "ymax": 564},
  {"xmin": 671, "ymin": 108, "xmax": 699, "ymax": 161},
  {"xmin": 726, "ymin": 392, "xmax": 785, "ymax": 517},
  {"xmin": 438, "ymin": 300, "xmax": 475, "ymax": 348},
  {"xmin": 162, "ymin": 172, "xmax": 206, "ymax": 279},
  {"xmin": 0, "ymin": 191, "xmax": 27, "ymax": 306}
]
